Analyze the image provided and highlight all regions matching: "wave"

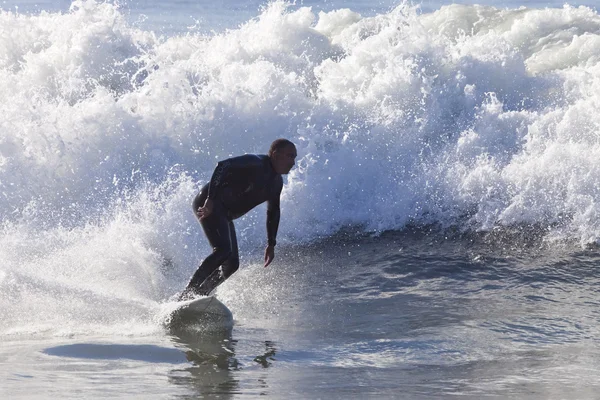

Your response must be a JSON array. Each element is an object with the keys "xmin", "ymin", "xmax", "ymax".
[{"xmin": 1, "ymin": 0, "xmax": 600, "ymax": 334}]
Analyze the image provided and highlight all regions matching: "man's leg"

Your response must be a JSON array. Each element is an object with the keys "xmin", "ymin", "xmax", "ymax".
[
  {"xmin": 179, "ymin": 195, "xmax": 233, "ymax": 300},
  {"xmin": 194, "ymin": 220, "xmax": 239, "ymax": 296}
]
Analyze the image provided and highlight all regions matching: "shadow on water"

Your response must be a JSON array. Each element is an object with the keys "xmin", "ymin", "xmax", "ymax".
[{"xmin": 42, "ymin": 343, "xmax": 188, "ymax": 363}]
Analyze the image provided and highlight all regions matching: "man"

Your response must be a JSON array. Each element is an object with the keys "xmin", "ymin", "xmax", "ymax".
[{"xmin": 179, "ymin": 138, "xmax": 297, "ymax": 300}]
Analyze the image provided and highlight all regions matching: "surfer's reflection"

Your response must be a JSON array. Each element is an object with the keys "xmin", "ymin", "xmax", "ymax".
[
  {"xmin": 254, "ymin": 340, "xmax": 278, "ymax": 396},
  {"xmin": 253, "ymin": 340, "xmax": 277, "ymax": 368},
  {"xmin": 168, "ymin": 328, "xmax": 239, "ymax": 397},
  {"xmin": 168, "ymin": 330, "xmax": 279, "ymax": 397}
]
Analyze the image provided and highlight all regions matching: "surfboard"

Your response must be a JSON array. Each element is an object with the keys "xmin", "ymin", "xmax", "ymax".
[{"xmin": 166, "ymin": 296, "xmax": 233, "ymax": 331}]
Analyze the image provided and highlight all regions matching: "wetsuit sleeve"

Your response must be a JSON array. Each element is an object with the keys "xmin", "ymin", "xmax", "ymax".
[
  {"xmin": 206, "ymin": 155, "xmax": 263, "ymax": 200},
  {"xmin": 266, "ymin": 177, "xmax": 283, "ymax": 247}
]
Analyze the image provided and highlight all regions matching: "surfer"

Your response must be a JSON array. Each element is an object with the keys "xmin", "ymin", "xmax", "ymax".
[{"xmin": 178, "ymin": 139, "xmax": 297, "ymax": 300}]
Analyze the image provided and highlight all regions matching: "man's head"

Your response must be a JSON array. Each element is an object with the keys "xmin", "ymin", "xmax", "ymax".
[{"xmin": 269, "ymin": 138, "xmax": 297, "ymax": 175}]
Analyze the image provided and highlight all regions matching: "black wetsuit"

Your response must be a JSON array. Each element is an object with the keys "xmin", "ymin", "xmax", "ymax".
[{"xmin": 179, "ymin": 154, "xmax": 283, "ymax": 300}]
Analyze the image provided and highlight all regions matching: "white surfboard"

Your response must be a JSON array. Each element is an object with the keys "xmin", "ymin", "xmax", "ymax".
[{"xmin": 166, "ymin": 296, "xmax": 233, "ymax": 331}]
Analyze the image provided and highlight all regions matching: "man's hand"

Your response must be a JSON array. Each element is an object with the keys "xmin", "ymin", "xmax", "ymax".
[
  {"xmin": 197, "ymin": 199, "xmax": 214, "ymax": 219},
  {"xmin": 264, "ymin": 245, "xmax": 275, "ymax": 267}
]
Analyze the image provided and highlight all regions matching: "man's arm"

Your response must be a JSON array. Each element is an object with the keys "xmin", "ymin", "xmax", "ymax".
[
  {"xmin": 206, "ymin": 160, "xmax": 229, "ymax": 201},
  {"xmin": 264, "ymin": 177, "xmax": 283, "ymax": 267}
]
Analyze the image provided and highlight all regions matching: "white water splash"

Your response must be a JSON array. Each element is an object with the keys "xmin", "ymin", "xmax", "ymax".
[{"xmin": 2, "ymin": 0, "xmax": 600, "ymax": 335}]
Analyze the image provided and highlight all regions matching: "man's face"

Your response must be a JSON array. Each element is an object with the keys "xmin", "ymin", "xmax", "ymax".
[{"xmin": 273, "ymin": 145, "xmax": 297, "ymax": 174}]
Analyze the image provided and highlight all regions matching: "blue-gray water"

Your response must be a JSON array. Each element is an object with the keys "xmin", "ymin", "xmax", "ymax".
[
  {"xmin": 5, "ymin": 231, "xmax": 600, "ymax": 398},
  {"xmin": 2, "ymin": 0, "xmax": 600, "ymax": 398}
]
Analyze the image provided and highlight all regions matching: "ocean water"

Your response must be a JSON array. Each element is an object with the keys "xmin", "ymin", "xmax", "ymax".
[{"xmin": 2, "ymin": 0, "xmax": 600, "ymax": 398}]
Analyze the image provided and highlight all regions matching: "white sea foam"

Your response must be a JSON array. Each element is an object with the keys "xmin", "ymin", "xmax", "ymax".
[{"xmin": 2, "ymin": 0, "xmax": 600, "ymax": 334}]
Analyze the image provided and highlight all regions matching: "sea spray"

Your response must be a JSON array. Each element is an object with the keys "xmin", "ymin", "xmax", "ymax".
[{"xmin": 2, "ymin": 1, "xmax": 600, "ymax": 335}]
